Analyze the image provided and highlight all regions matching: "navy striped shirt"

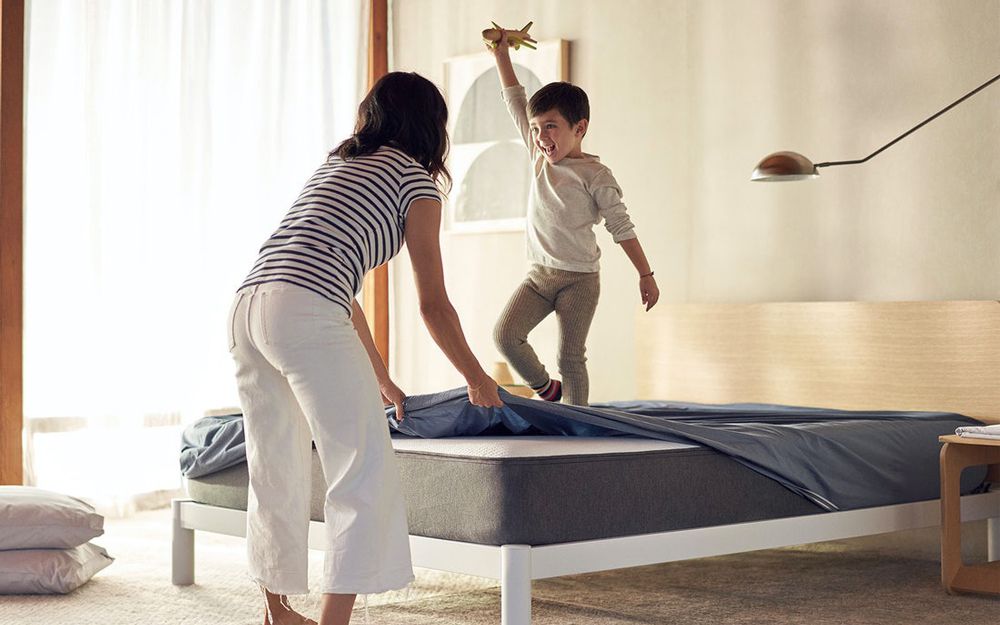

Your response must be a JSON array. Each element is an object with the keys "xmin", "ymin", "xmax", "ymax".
[{"xmin": 240, "ymin": 146, "xmax": 440, "ymax": 313}]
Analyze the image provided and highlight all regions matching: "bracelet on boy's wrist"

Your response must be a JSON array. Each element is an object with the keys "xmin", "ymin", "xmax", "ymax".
[{"xmin": 640, "ymin": 271, "xmax": 654, "ymax": 278}]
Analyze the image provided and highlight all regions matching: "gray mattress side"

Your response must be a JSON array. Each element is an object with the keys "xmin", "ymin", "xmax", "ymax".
[{"xmin": 184, "ymin": 446, "xmax": 822, "ymax": 546}]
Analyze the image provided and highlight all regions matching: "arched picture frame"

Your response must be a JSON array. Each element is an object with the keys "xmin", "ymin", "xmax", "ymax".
[{"xmin": 443, "ymin": 40, "xmax": 569, "ymax": 233}]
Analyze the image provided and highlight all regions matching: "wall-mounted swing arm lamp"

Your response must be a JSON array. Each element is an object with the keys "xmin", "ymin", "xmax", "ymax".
[{"xmin": 751, "ymin": 71, "xmax": 1000, "ymax": 181}]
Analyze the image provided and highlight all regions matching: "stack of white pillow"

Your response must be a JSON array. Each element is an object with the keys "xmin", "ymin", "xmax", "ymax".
[{"xmin": 0, "ymin": 486, "xmax": 113, "ymax": 594}]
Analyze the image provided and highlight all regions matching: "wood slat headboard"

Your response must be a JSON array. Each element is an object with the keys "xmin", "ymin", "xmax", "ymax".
[{"xmin": 636, "ymin": 301, "xmax": 1000, "ymax": 424}]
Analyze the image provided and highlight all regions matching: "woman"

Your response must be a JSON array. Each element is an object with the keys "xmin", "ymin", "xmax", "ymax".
[{"xmin": 228, "ymin": 72, "xmax": 503, "ymax": 625}]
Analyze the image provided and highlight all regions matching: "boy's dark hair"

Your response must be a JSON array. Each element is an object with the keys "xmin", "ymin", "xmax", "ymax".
[
  {"xmin": 332, "ymin": 72, "xmax": 451, "ymax": 190},
  {"xmin": 528, "ymin": 82, "xmax": 590, "ymax": 126}
]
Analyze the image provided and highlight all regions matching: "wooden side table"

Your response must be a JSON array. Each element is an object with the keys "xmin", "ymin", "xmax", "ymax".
[{"xmin": 939, "ymin": 434, "xmax": 1000, "ymax": 595}]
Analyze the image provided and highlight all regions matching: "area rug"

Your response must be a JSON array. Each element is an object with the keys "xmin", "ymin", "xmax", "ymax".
[{"xmin": 3, "ymin": 509, "xmax": 997, "ymax": 624}]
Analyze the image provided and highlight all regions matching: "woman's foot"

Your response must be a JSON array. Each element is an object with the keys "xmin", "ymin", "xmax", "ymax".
[{"xmin": 262, "ymin": 588, "xmax": 317, "ymax": 625}]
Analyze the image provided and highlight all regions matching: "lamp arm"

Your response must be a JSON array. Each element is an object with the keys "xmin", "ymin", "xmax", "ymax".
[{"xmin": 815, "ymin": 71, "xmax": 999, "ymax": 169}]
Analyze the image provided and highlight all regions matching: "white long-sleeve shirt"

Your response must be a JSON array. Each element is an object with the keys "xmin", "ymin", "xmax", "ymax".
[{"xmin": 502, "ymin": 85, "xmax": 636, "ymax": 273}]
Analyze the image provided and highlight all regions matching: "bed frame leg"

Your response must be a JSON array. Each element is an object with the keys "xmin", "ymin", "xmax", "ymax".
[
  {"xmin": 500, "ymin": 545, "xmax": 531, "ymax": 625},
  {"xmin": 172, "ymin": 499, "xmax": 195, "ymax": 585},
  {"xmin": 989, "ymin": 517, "xmax": 1000, "ymax": 562}
]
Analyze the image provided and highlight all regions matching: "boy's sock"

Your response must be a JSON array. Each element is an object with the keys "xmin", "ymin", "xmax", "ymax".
[{"xmin": 530, "ymin": 378, "xmax": 562, "ymax": 402}]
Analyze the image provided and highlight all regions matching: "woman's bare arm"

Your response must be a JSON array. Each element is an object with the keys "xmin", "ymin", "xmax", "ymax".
[
  {"xmin": 404, "ymin": 198, "xmax": 503, "ymax": 408},
  {"xmin": 350, "ymin": 299, "xmax": 407, "ymax": 420}
]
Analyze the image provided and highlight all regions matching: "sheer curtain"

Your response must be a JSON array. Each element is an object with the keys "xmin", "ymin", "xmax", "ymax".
[{"xmin": 23, "ymin": 0, "xmax": 367, "ymax": 514}]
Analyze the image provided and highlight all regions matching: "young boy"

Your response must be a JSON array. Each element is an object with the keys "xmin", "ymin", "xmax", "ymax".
[{"xmin": 489, "ymin": 30, "xmax": 659, "ymax": 406}]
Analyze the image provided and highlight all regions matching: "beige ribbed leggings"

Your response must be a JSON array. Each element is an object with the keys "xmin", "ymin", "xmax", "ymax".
[{"xmin": 493, "ymin": 265, "xmax": 600, "ymax": 406}]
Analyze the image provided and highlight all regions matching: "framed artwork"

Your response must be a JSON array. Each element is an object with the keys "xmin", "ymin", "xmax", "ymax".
[{"xmin": 443, "ymin": 40, "xmax": 569, "ymax": 233}]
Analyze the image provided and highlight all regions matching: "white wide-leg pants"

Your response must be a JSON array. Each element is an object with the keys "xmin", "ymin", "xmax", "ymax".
[{"xmin": 228, "ymin": 282, "xmax": 413, "ymax": 595}]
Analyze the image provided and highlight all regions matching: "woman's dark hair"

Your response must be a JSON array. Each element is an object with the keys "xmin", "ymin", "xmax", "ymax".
[{"xmin": 332, "ymin": 72, "xmax": 451, "ymax": 191}]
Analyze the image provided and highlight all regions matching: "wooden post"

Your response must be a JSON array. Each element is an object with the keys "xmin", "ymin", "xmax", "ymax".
[
  {"xmin": 0, "ymin": 0, "xmax": 24, "ymax": 485},
  {"xmin": 362, "ymin": 0, "xmax": 390, "ymax": 367}
]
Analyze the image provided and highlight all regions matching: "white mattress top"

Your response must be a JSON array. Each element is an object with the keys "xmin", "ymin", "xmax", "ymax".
[{"xmin": 390, "ymin": 435, "xmax": 697, "ymax": 458}]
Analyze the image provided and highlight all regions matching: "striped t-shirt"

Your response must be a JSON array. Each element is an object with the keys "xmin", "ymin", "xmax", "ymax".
[{"xmin": 240, "ymin": 146, "xmax": 440, "ymax": 313}]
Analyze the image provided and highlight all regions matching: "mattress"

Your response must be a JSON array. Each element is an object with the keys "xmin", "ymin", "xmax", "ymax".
[{"xmin": 185, "ymin": 435, "xmax": 822, "ymax": 546}]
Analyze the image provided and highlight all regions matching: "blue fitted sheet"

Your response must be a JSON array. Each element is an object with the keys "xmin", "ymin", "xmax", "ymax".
[{"xmin": 181, "ymin": 388, "xmax": 987, "ymax": 512}]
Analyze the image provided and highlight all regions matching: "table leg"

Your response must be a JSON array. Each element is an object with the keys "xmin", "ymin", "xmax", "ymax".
[{"xmin": 940, "ymin": 443, "xmax": 965, "ymax": 593}]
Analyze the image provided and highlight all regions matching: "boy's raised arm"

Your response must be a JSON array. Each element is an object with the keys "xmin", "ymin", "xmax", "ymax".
[
  {"xmin": 489, "ymin": 29, "xmax": 535, "ymax": 155},
  {"xmin": 490, "ymin": 30, "xmax": 520, "ymax": 88}
]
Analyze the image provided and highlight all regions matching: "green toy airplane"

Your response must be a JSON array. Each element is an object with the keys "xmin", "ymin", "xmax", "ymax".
[{"xmin": 482, "ymin": 21, "xmax": 537, "ymax": 50}]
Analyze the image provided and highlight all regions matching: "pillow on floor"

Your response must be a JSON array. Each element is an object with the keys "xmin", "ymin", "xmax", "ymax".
[
  {"xmin": 0, "ymin": 486, "xmax": 104, "ymax": 549},
  {"xmin": 0, "ymin": 542, "xmax": 113, "ymax": 594}
]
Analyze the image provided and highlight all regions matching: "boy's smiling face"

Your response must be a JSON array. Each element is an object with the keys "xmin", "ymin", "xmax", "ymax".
[{"xmin": 529, "ymin": 109, "xmax": 588, "ymax": 164}]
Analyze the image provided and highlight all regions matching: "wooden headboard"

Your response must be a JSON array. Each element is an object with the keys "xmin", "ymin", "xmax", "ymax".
[{"xmin": 636, "ymin": 301, "xmax": 1000, "ymax": 424}]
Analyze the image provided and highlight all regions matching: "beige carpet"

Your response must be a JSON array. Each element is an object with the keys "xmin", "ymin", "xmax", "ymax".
[{"xmin": 3, "ymin": 508, "xmax": 998, "ymax": 625}]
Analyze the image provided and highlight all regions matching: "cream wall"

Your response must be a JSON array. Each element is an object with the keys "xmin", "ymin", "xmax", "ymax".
[{"xmin": 387, "ymin": 0, "xmax": 1000, "ymax": 400}]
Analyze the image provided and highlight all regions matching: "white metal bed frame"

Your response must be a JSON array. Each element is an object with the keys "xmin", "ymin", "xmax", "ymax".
[{"xmin": 172, "ymin": 492, "xmax": 1000, "ymax": 624}]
